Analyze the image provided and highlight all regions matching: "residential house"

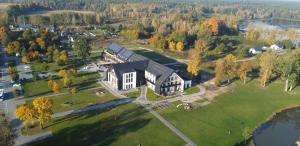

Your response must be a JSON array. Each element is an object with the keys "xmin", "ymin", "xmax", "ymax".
[
  {"xmin": 248, "ymin": 47, "xmax": 262, "ymax": 55},
  {"xmin": 269, "ymin": 44, "xmax": 284, "ymax": 51}
]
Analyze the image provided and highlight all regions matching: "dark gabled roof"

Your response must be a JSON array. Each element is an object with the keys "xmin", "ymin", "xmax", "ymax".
[
  {"xmin": 128, "ymin": 53, "xmax": 148, "ymax": 62},
  {"xmin": 107, "ymin": 43, "xmax": 124, "ymax": 54},
  {"xmin": 146, "ymin": 60, "xmax": 175, "ymax": 92},
  {"xmin": 111, "ymin": 60, "xmax": 149, "ymax": 79},
  {"xmin": 177, "ymin": 71, "xmax": 192, "ymax": 81},
  {"xmin": 146, "ymin": 60, "xmax": 174, "ymax": 77},
  {"xmin": 117, "ymin": 48, "xmax": 134, "ymax": 62}
]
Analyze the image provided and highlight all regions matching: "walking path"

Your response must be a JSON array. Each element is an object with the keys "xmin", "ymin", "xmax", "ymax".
[
  {"xmin": 98, "ymin": 80, "xmax": 198, "ymax": 146},
  {"xmin": 146, "ymin": 107, "xmax": 196, "ymax": 146}
]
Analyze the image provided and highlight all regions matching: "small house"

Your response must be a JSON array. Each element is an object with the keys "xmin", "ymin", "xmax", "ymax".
[
  {"xmin": 269, "ymin": 44, "xmax": 284, "ymax": 51},
  {"xmin": 249, "ymin": 47, "xmax": 262, "ymax": 55}
]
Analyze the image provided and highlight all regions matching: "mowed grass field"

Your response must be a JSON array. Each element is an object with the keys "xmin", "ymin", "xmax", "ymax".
[
  {"xmin": 0, "ymin": 3, "xmax": 14, "ymax": 11},
  {"xmin": 159, "ymin": 80, "xmax": 300, "ymax": 146},
  {"xmin": 22, "ymin": 72, "xmax": 100, "ymax": 98},
  {"xmin": 30, "ymin": 103, "xmax": 185, "ymax": 146}
]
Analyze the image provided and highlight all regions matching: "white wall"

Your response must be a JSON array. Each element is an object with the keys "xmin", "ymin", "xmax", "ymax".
[
  {"xmin": 161, "ymin": 73, "xmax": 185, "ymax": 94},
  {"xmin": 107, "ymin": 70, "xmax": 118, "ymax": 90},
  {"xmin": 184, "ymin": 80, "xmax": 192, "ymax": 89},
  {"xmin": 122, "ymin": 72, "xmax": 136, "ymax": 90},
  {"xmin": 145, "ymin": 70, "xmax": 156, "ymax": 83}
]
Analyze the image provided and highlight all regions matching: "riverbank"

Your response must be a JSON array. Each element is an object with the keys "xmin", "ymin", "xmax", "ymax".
[{"xmin": 253, "ymin": 106, "xmax": 300, "ymax": 146}]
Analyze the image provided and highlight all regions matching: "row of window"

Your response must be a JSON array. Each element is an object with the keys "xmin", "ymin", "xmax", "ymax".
[
  {"xmin": 167, "ymin": 76, "xmax": 178, "ymax": 82},
  {"xmin": 126, "ymin": 78, "xmax": 133, "ymax": 83},
  {"xmin": 125, "ymin": 73, "xmax": 134, "ymax": 83},
  {"xmin": 164, "ymin": 81, "xmax": 179, "ymax": 86},
  {"xmin": 126, "ymin": 73, "xmax": 133, "ymax": 78},
  {"xmin": 126, "ymin": 84, "xmax": 133, "ymax": 89},
  {"xmin": 160, "ymin": 86, "xmax": 180, "ymax": 92},
  {"xmin": 145, "ymin": 71, "xmax": 156, "ymax": 83}
]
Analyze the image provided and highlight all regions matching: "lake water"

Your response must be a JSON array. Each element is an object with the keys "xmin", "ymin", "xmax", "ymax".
[{"xmin": 253, "ymin": 108, "xmax": 300, "ymax": 146}]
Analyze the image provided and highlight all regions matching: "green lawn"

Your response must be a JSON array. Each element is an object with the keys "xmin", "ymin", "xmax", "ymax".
[
  {"xmin": 30, "ymin": 104, "xmax": 185, "ymax": 146},
  {"xmin": 184, "ymin": 86, "xmax": 201, "ymax": 95},
  {"xmin": 123, "ymin": 88, "xmax": 141, "ymax": 98},
  {"xmin": 133, "ymin": 49, "xmax": 176, "ymax": 64},
  {"xmin": 26, "ymin": 89, "xmax": 117, "ymax": 113},
  {"xmin": 23, "ymin": 72, "xmax": 100, "ymax": 98},
  {"xmin": 30, "ymin": 58, "xmax": 85, "ymax": 73},
  {"xmin": 159, "ymin": 80, "xmax": 300, "ymax": 146}
]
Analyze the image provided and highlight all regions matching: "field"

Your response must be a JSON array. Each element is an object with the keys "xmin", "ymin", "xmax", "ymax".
[
  {"xmin": 30, "ymin": 103, "xmax": 185, "ymax": 146},
  {"xmin": 22, "ymin": 72, "xmax": 100, "ymax": 98},
  {"xmin": 159, "ymin": 80, "xmax": 300, "ymax": 146},
  {"xmin": 23, "ymin": 10, "xmax": 96, "ymax": 16},
  {"xmin": 26, "ymin": 89, "xmax": 117, "ymax": 113},
  {"xmin": 0, "ymin": 3, "xmax": 14, "ymax": 11}
]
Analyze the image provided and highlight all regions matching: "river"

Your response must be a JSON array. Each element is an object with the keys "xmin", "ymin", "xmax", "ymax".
[{"xmin": 253, "ymin": 108, "xmax": 300, "ymax": 146}]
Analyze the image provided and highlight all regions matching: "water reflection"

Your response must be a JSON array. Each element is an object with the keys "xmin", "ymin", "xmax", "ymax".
[{"xmin": 254, "ymin": 108, "xmax": 300, "ymax": 146}]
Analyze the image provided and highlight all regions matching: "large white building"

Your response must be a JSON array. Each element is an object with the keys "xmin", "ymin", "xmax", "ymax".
[{"xmin": 105, "ymin": 43, "xmax": 192, "ymax": 96}]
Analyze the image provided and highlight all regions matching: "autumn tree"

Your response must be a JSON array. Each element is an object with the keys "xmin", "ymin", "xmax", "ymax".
[
  {"xmin": 58, "ymin": 69, "xmax": 67, "ymax": 78},
  {"xmin": 22, "ymin": 29, "xmax": 32, "ymax": 41},
  {"xmin": 169, "ymin": 41, "xmax": 176, "ymax": 50},
  {"xmin": 246, "ymin": 29, "xmax": 261, "ymax": 41},
  {"xmin": 176, "ymin": 41, "xmax": 184, "ymax": 51},
  {"xmin": 0, "ymin": 25, "xmax": 10, "ymax": 45},
  {"xmin": 223, "ymin": 54, "xmax": 237, "ymax": 83},
  {"xmin": 68, "ymin": 68, "xmax": 77, "ymax": 77},
  {"xmin": 53, "ymin": 49, "xmax": 60, "ymax": 64},
  {"xmin": 287, "ymin": 28, "xmax": 297, "ymax": 42},
  {"xmin": 6, "ymin": 41, "xmax": 21, "ymax": 56},
  {"xmin": 22, "ymin": 56, "xmax": 30, "ymax": 64},
  {"xmin": 214, "ymin": 60, "xmax": 225, "ymax": 85},
  {"xmin": 260, "ymin": 51, "xmax": 277, "ymax": 87},
  {"xmin": 59, "ymin": 50, "xmax": 69, "ymax": 65},
  {"xmin": 121, "ymin": 29, "xmax": 140, "ymax": 40},
  {"xmin": 15, "ymin": 105, "xmax": 36, "ymax": 128},
  {"xmin": 48, "ymin": 80, "xmax": 54, "ymax": 89},
  {"xmin": 36, "ymin": 37, "xmax": 46, "ymax": 50},
  {"xmin": 52, "ymin": 81, "xmax": 61, "ymax": 93},
  {"xmin": 16, "ymin": 105, "xmax": 35, "ymax": 122},
  {"xmin": 187, "ymin": 48, "xmax": 202, "ymax": 76},
  {"xmin": 201, "ymin": 17, "xmax": 223, "ymax": 35},
  {"xmin": 63, "ymin": 76, "xmax": 72, "ymax": 88},
  {"xmin": 194, "ymin": 39, "xmax": 209, "ymax": 54},
  {"xmin": 32, "ymin": 97, "xmax": 53, "ymax": 129},
  {"xmin": 267, "ymin": 30, "xmax": 277, "ymax": 45},
  {"xmin": 149, "ymin": 34, "xmax": 160, "ymax": 47},
  {"xmin": 238, "ymin": 61, "xmax": 253, "ymax": 84}
]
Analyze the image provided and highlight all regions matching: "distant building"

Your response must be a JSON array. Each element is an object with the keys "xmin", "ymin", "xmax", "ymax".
[
  {"xmin": 249, "ymin": 47, "xmax": 262, "ymax": 55},
  {"xmin": 104, "ymin": 43, "xmax": 192, "ymax": 96},
  {"xmin": 269, "ymin": 44, "xmax": 284, "ymax": 51}
]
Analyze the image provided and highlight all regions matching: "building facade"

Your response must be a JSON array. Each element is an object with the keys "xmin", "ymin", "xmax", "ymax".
[{"xmin": 105, "ymin": 43, "xmax": 192, "ymax": 96}]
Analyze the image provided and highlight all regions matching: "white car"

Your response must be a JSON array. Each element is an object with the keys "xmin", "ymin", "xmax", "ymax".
[{"xmin": 24, "ymin": 65, "xmax": 31, "ymax": 70}]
